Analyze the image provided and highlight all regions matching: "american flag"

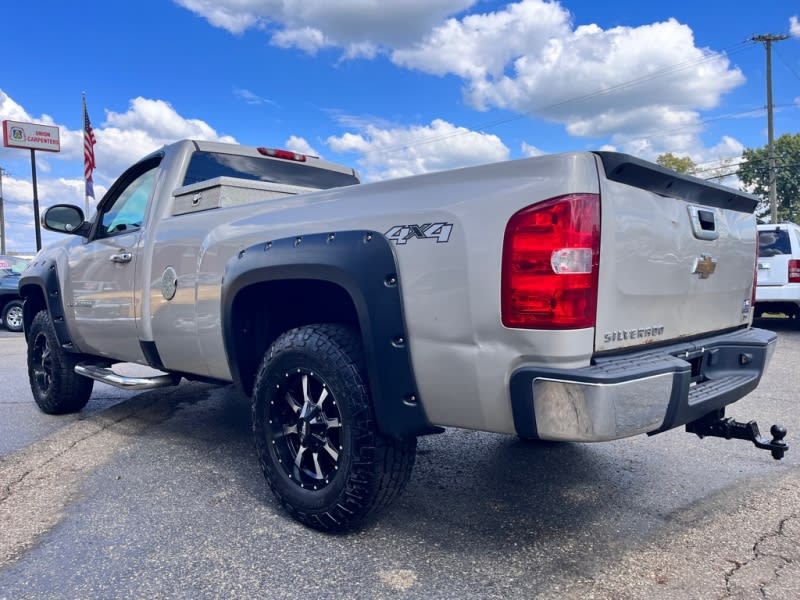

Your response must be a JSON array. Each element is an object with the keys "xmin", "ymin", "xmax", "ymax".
[{"xmin": 83, "ymin": 97, "xmax": 96, "ymax": 199}]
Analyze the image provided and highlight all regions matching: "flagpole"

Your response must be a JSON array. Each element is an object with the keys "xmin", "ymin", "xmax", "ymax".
[{"xmin": 82, "ymin": 92, "xmax": 89, "ymax": 215}]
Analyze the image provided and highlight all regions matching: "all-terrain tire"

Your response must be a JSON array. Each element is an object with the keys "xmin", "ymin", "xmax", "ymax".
[
  {"xmin": 27, "ymin": 310, "xmax": 94, "ymax": 414},
  {"xmin": 252, "ymin": 324, "xmax": 416, "ymax": 532}
]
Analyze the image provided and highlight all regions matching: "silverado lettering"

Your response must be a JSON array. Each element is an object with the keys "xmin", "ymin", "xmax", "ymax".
[{"xmin": 603, "ymin": 326, "xmax": 665, "ymax": 343}]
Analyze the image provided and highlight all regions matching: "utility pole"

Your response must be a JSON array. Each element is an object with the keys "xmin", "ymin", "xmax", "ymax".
[
  {"xmin": 752, "ymin": 34, "xmax": 789, "ymax": 223},
  {"xmin": 0, "ymin": 167, "xmax": 5, "ymax": 254}
]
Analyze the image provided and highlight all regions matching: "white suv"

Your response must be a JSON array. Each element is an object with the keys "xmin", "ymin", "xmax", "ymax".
[{"xmin": 755, "ymin": 222, "xmax": 800, "ymax": 322}]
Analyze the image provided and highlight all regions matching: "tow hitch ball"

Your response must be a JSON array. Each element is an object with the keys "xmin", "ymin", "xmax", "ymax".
[{"xmin": 686, "ymin": 410, "xmax": 788, "ymax": 460}]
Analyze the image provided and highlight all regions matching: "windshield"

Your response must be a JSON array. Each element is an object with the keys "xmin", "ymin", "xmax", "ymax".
[
  {"xmin": 183, "ymin": 151, "xmax": 359, "ymax": 190},
  {"xmin": 0, "ymin": 256, "xmax": 30, "ymax": 276}
]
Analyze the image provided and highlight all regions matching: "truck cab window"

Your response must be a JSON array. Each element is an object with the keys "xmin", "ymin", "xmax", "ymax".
[
  {"xmin": 98, "ymin": 167, "xmax": 158, "ymax": 238},
  {"xmin": 183, "ymin": 151, "xmax": 359, "ymax": 189}
]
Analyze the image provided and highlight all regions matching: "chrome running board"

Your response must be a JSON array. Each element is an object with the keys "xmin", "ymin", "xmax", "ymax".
[{"xmin": 75, "ymin": 364, "xmax": 181, "ymax": 390}]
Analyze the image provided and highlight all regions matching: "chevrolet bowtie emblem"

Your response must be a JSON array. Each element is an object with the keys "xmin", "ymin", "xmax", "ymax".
[{"xmin": 692, "ymin": 254, "xmax": 717, "ymax": 279}]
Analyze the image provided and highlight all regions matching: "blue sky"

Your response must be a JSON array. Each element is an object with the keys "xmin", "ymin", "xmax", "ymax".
[{"xmin": 1, "ymin": 0, "xmax": 799, "ymax": 252}]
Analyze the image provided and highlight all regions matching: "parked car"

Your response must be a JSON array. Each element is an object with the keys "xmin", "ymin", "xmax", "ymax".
[
  {"xmin": 0, "ymin": 255, "xmax": 30, "ymax": 332},
  {"xmin": 755, "ymin": 222, "xmax": 800, "ymax": 323}
]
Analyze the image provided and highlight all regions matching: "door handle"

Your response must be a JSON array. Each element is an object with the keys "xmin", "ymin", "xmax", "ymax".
[
  {"xmin": 109, "ymin": 252, "xmax": 133, "ymax": 264},
  {"xmin": 687, "ymin": 205, "xmax": 719, "ymax": 241}
]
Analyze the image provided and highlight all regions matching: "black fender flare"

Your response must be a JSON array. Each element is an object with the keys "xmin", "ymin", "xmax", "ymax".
[
  {"xmin": 220, "ymin": 230, "xmax": 442, "ymax": 438},
  {"xmin": 19, "ymin": 257, "xmax": 81, "ymax": 352}
]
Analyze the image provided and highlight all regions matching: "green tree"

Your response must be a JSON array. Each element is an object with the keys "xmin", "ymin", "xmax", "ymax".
[
  {"xmin": 656, "ymin": 153, "xmax": 697, "ymax": 174},
  {"xmin": 738, "ymin": 133, "xmax": 800, "ymax": 223}
]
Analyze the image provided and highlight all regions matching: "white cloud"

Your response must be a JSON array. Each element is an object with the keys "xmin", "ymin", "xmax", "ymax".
[
  {"xmin": 603, "ymin": 128, "xmax": 744, "ymax": 164},
  {"xmin": 175, "ymin": 0, "xmax": 476, "ymax": 55},
  {"xmin": 233, "ymin": 87, "xmax": 277, "ymax": 106},
  {"xmin": 0, "ymin": 91, "xmax": 31, "ymax": 122},
  {"xmin": 327, "ymin": 110, "xmax": 396, "ymax": 132},
  {"xmin": 392, "ymin": 0, "xmax": 570, "ymax": 81},
  {"xmin": 285, "ymin": 135, "xmax": 321, "ymax": 157},
  {"xmin": 566, "ymin": 106, "xmax": 701, "ymax": 139},
  {"xmin": 396, "ymin": 5, "xmax": 744, "ymax": 140},
  {"xmin": 688, "ymin": 136, "xmax": 746, "ymax": 189},
  {"xmin": 98, "ymin": 97, "xmax": 237, "ymax": 176},
  {"xmin": 177, "ymin": 0, "xmax": 263, "ymax": 34},
  {"xmin": 271, "ymin": 26, "xmax": 330, "ymax": 54},
  {"xmin": 521, "ymin": 142, "xmax": 544, "ymax": 157},
  {"xmin": 600, "ymin": 129, "xmax": 744, "ymax": 189},
  {"xmin": 0, "ymin": 173, "xmax": 88, "ymax": 252},
  {"xmin": 103, "ymin": 97, "xmax": 234, "ymax": 143},
  {"xmin": 702, "ymin": 135, "xmax": 744, "ymax": 162},
  {"xmin": 326, "ymin": 118, "xmax": 509, "ymax": 181},
  {"xmin": 791, "ymin": 15, "xmax": 800, "ymax": 38}
]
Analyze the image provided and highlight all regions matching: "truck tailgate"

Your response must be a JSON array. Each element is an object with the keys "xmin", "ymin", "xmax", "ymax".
[{"xmin": 592, "ymin": 153, "xmax": 759, "ymax": 353}]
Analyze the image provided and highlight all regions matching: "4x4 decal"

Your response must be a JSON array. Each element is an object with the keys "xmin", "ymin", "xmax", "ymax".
[{"xmin": 385, "ymin": 222, "xmax": 453, "ymax": 245}]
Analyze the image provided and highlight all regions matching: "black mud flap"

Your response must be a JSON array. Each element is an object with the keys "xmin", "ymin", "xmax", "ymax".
[{"xmin": 686, "ymin": 409, "xmax": 788, "ymax": 460}]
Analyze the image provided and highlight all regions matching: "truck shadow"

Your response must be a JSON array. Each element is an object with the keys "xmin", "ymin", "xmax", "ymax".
[
  {"xmin": 141, "ymin": 383, "xmax": 736, "ymax": 548},
  {"xmin": 392, "ymin": 430, "xmax": 663, "ymax": 549}
]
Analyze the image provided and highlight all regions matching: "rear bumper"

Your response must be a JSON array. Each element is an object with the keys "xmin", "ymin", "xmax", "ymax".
[{"xmin": 510, "ymin": 327, "xmax": 777, "ymax": 442}]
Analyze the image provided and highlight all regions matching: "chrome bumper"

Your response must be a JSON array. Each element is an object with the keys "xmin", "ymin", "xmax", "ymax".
[{"xmin": 531, "ymin": 373, "xmax": 674, "ymax": 441}]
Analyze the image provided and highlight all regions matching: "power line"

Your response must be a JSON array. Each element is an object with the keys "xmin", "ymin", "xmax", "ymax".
[
  {"xmin": 573, "ymin": 101, "xmax": 798, "ymax": 171},
  {"xmin": 692, "ymin": 160, "xmax": 748, "ymax": 175},
  {"xmin": 619, "ymin": 105, "xmax": 770, "ymax": 149},
  {"xmin": 774, "ymin": 46, "xmax": 800, "ymax": 83},
  {"xmin": 691, "ymin": 150, "xmax": 797, "ymax": 175}
]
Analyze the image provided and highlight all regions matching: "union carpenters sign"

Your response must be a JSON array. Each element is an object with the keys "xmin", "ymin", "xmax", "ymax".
[{"xmin": 2, "ymin": 120, "xmax": 60, "ymax": 152}]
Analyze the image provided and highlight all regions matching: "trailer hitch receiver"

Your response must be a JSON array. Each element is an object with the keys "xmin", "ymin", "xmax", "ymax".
[{"xmin": 686, "ymin": 410, "xmax": 788, "ymax": 460}]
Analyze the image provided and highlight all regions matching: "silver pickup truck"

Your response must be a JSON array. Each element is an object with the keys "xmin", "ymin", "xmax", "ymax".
[{"xmin": 20, "ymin": 140, "xmax": 786, "ymax": 531}]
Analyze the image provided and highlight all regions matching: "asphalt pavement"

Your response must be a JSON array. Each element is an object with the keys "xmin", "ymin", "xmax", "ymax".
[
  {"xmin": 0, "ymin": 331, "xmax": 159, "ymax": 456},
  {"xmin": 0, "ymin": 320, "xmax": 798, "ymax": 599}
]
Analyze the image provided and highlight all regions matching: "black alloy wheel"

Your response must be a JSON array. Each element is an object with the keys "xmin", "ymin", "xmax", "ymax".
[
  {"xmin": 268, "ymin": 367, "xmax": 343, "ymax": 491},
  {"xmin": 27, "ymin": 310, "xmax": 93, "ymax": 414},
  {"xmin": 30, "ymin": 329, "xmax": 54, "ymax": 397}
]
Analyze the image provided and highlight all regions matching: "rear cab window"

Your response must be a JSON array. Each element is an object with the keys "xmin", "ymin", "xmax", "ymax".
[{"xmin": 183, "ymin": 151, "xmax": 359, "ymax": 190}]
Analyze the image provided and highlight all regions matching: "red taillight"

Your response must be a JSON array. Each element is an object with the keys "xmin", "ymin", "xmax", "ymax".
[
  {"xmin": 257, "ymin": 147, "xmax": 307, "ymax": 162},
  {"xmin": 502, "ymin": 194, "xmax": 600, "ymax": 329},
  {"xmin": 790, "ymin": 259, "xmax": 800, "ymax": 283}
]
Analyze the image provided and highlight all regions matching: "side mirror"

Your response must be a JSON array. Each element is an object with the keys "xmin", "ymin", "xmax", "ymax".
[{"xmin": 42, "ymin": 204, "xmax": 90, "ymax": 236}]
